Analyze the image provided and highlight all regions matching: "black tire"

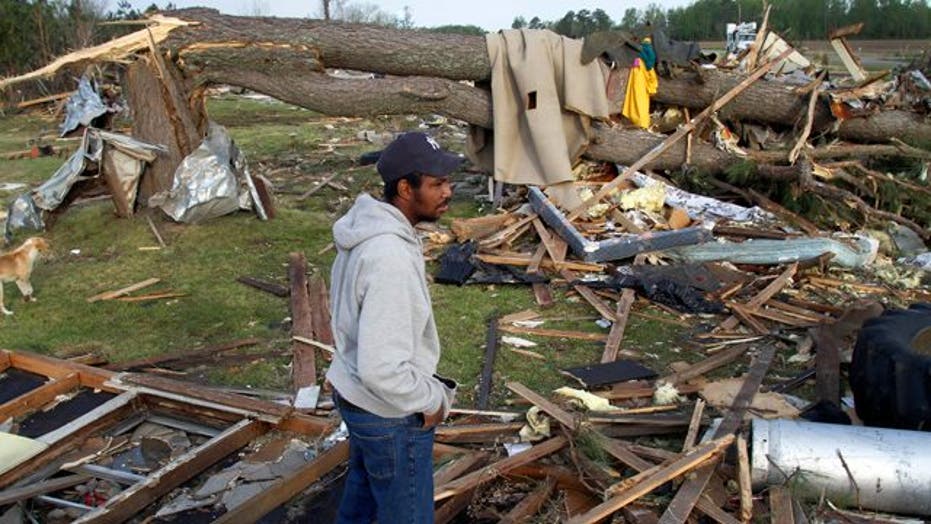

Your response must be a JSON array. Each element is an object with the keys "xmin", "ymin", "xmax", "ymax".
[{"xmin": 850, "ymin": 303, "xmax": 931, "ymax": 430}]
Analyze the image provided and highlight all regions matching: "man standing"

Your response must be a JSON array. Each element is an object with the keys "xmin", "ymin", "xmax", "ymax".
[{"xmin": 327, "ymin": 132, "xmax": 461, "ymax": 523}]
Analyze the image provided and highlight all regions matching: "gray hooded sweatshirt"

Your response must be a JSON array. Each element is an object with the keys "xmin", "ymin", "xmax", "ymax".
[{"xmin": 326, "ymin": 193, "xmax": 456, "ymax": 419}]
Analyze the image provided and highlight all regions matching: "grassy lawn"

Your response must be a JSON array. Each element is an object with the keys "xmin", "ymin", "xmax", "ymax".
[{"xmin": 0, "ymin": 95, "xmax": 776, "ymax": 408}]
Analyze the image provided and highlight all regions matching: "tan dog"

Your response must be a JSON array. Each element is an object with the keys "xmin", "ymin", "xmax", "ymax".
[{"xmin": 0, "ymin": 237, "xmax": 50, "ymax": 315}]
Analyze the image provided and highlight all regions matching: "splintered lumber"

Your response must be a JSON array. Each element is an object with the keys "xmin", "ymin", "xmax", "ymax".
[
  {"xmin": 682, "ymin": 399, "xmax": 706, "ymax": 452},
  {"xmin": 289, "ymin": 253, "xmax": 316, "ymax": 391},
  {"xmin": 86, "ymin": 278, "xmax": 161, "ymax": 302},
  {"xmin": 567, "ymin": 435, "xmax": 735, "ymax": 524},
  {"xmin": 499, "ymin": 324, "xmax": 607, "ymax": 342},
  {"xmin": 656, "ymin": 343, "xmax": 778, "ymax": 524},
  {"xmin": 602, "ymin": 288, "xmax": 636, "ymax": 363},
  {"xmin": 476, "ymin": 253, "xmax": 604, "ymax": 273},
  {"xmin": 434, "ymin": 436, "xmax": 567, "ymax": 501},
  {"xmin": 433, "ymin": 452, "xmax": 489, "ymax": 486},
  {"xmin": 769, "ymin": 486, "xmax": 796, "ymax": 524},
  {"xmin": 659, "ymin": 343, "xmax": 750, "ymax": 385},
  {"xmin": 527, "ymin": 243, "xmax": 547, "ymax": 274},
  {"xmin": 435, "ymin": 422, "xmax": 525, "ymax": 443},
  {"xmin": 507, "ymin": 381, "xmax": 577, "ymax": 429},
  {"xmin": 105, "ymin": 338, "xmax": 260, "ymax": 371},
  {"xmin": 146, "ymin": 215, "xmax": 167, "ymax": 248},
  {"xmin": 567, "ymin": 48, "xmax": 793, "ymax": 220},
  {"xmin": 500, "ymin": 309, "xmax": 542, "ymax": 324},
  {"xmin": 435, "ymin": 488, "xmax": 477, "ymax": 524},
  {"xmin": 561, "ymin": 269, "xmax": 616, "ymax": 321},
  {"xmin": 736, "ymin": 434, "xmax": 753, "ymax": 523},
  {"xmin": 719, "ymin": 264, "xmax": 798, "ymax": 332},
  {"xmin": 499, "ymin": 477, "xmax": 557, "ymax": 524},
  {"xmin": 477, "ymin": 314, "xmax": 500, "ymax": 410},
  {"xmin": 308, "ymin": 275, "xmax": 334, "ymax": 346},
  {"xmin": 211, "ymin": 440, "xmax": 349, "ymax": 524},
  {"xmin": 236, "ymin": 276, "xmax": 289, "ymax": 297}
]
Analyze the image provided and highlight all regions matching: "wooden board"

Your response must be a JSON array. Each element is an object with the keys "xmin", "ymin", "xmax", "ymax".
[
  {"xmin": 289, "ymin": 252, "xmax": 316, "ymax": 391},
  {"xmin": 0, "ymin": 373, "xmax": 80, "ymax": 422},
  {"xmin": 602, "ymin": 288, "xmax": 636, "ymax": 363},
  {"xmin": 86, "ymin": 278, "xmax": 161, "ymax": 303},
  {"xmin": 506, "ymin": 382, "xmax": 577, "ymax": 428},
  {"xmin": 500, "ymin": 477, "xmax": 556, "ymax": 524}
]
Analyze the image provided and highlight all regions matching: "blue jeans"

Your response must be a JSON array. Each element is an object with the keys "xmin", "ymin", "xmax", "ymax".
[{"xmin": 336, "ymin": 397, "xmax": 436, "ymax": 524}]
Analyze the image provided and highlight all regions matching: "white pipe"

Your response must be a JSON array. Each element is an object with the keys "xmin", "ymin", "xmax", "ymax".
[{"xmin": 751, "ymin": 418, "xmax": 931, "ymax": 516}]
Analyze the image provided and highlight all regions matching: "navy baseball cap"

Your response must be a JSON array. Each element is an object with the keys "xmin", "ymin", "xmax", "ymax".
[{"xmin": 377, "ymin": 132, "xmax": 463, "ymax": 183}]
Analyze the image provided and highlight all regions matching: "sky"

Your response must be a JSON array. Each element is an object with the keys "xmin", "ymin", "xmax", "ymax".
[{"xmin": 123, "ymin": 1, "xmax": 693, "ymax": 31}]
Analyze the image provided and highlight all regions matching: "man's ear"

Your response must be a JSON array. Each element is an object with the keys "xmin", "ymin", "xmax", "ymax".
[{"xmin": 396, "ymin": 179, "xmax": 413, "ymax": 201}]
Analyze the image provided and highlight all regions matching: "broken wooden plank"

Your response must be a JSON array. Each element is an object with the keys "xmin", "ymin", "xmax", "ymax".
[
  {"xmin": 308, "ymin": 275, "xmax": 334, "ymax": 346},
  {"xmin": 289, "ymin": 252, "xmax": 316, "ymax": 391},
  {"xmin": 567, "ymin": 436, "xmax": 735, "ymax": 524},
  {"xmin": 829, "ymin": 24, "xmax": 867, "ymax": 82},
  {"xmin": 435, "ymin": 488, "xmax": 477, "ymax": 524},
  {"xmin": 477, "ymin": 314, "xmax": 500, "ymax": 410},
  {"xmin": 115, "ymin": 292, "xmax": 187, "ymax": 302},
  {"xmin": 451, "ymin": 213, "xmax": 515, "ymax": 242},
  {"xmin": 561, "ymin": 269, "xmax": 616, "ymax": 321},
  {"xmin": 499, "ymin": 324, "xmax": 607, "ymax": 342},
  {"xmin": 500, "ymin": 309, "xmax": 542, "ymax": 324},
  {"xmin": 211, "ymin": 439, "xmax": 349, "ymax": 524},
  {"xmin": 435, "ymin": 422, "xmax": 525, "ymax": 443},
  {"xmin": 0, "ymin": 373, "xmax": 80, "ymax": 422},
  {"xmin": 656, "ymin": 343, "xmax": 778, "ymax": 524},
  {"xmin": 602, "ymin": 288, "xmax": 636, "ymax": 363},
  {"xmin": 434, "ymin": 436, "xmax": 567, "ymax": 501},
  {"xmin": 499, "ymin": 476, "xmax": 557, "ymax": 524},
  {"xmin": 532, "ymin": 218, "xmax": 561, "ymax": 261},
  {"xmin": 0, "ymin": 474, "xmax": 88, "ymax": 506},
  {"xmin": 476, "ymin": 253, "xmax": 604, "ymax": 273},
  {"xmin": 479, "ymin": 213, "xmax": 538, "ymax": 249},
  {"xmin": 74, "ymin": 418, "xmax": 268, "ymax": 524},
  {"xmin": 7, "ymin": 350, "xmax": 114, "ymax": 390},
  {"xmin": 736, "ymin": 434, "xmax": 753, "ymax": 523},
  {"xmin": 86, "ymin": 277, "xmax": 161, "ymax": 302},
  {"xmin": 527, "ymin": 242, "xmax": 547, "ymax": 274},
  {"xmin": 236, "ymin": 276, "xmax": 289, "ymax": 297},
  {"xmin": 728, "ymin": 303, "xmax": 770, "ymax": 335},
  {"xmin": 106, "ymin": 338, "xmax": 260, "ymax": 371},
  {"xmin": 719, "ymin": 264, "xmax": 798, "ymax": 332},
  {"xmin": 433, "ymin": 452, "xmax": 489, "ymax": 486},
  {"xmin": 507, "ymin": 382, "xmax": 577, "ymax": 429},
  {"xmin": 659, "ymin": 343, "xmax": 750, "ymax": 385},
  {"xmin": 145, "ymin": 215, "xmax": 167, "ymax": 248},
  {"xmin": 769, "ymin": 486, "xmax": 795, "ymax": 524},
  {"xmin": 682, "ymin": 399, "xmax": 706, "ymax": 452}
]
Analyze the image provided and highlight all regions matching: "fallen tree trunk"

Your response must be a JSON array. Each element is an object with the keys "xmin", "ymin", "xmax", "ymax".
[{"xmin": 158, "ymin": 9, "xmax": 931, "ymax": 147}]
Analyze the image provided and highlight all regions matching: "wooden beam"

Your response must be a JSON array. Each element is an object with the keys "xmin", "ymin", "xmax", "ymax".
[
  {"xmin": 656, "ymin": 344, "xmax": 778, "ymax": 524},
  {"xmin": 9, "ymin": 350, "xmax": 114, "ymax": 390},
  {"xmin": 768, "ymin": 486, "xmax": 795, "ymax": 524},
  {"xmin": 476, "ymin": 253, "xmax": 604, "ymax": 273},
  {"xmin": 0, "ymin": 373, "xmax": 80, "ymax": 422},
  {"xmin": 561, "ymin": 269, "xmax": 616, "ymax": 321},
  {"xmin": 86, "ymin": 277, "xmax": 161, "ymax": 303},
  {"xmin": 602, "ymin": 288, "xmax": 636, "ymax": 362},
  {"xmin": 567, "ymin": 436, "xmax": 735, "ymax": 524},
  {"xmin": 435, "ymin": 488, "xmax": 477, "ymax": 524},
  {"xmin": 289, "ymin": 252, "xmax": 316, "ymax": 391},
  {"xmin": 719, "ymin": 264, "xmax": 798, "ymax": 332},
  {"xmin": 433, "ymin": 452, "xmax": 489, "ymax": 486},
  {"xmin": 567, "ymin": 48, "xmax": 794, "ymax": 220},
  {"xmin": 526, "ymin": 242, "xmax": 547, "ymax": 274},
  {"xmin": 506, "ymin": 382, "xmax": 577, "ymax": 429},
  {"xmin": 0, "ymin": 474, "xmax": 88, "ymax": 506},
  {"xmin": 308, "ymin": 275, "xmax": 334, "ymax": 346},
  {"xmin": 499, "ymin": 477, "xmax": 556, "ymax": 524},
  {"xmin": 75, "ymin": 419, "xmax": 268, "ymax": 524},
  {"xmin": 105, "ymin": 338, "xmax": 260, "ymax": 371},
  {"xmin": 434, "ymin": 436, "xmax": 567, "ymax": 501},
  {"xmin": 682, "ymin": 399, "xmax": 706, "ymax": 452},
  {"xmin": 736, "ymin": 434, "xmax": 753, "ymax": 523},
  {"xmin": 499, "ymin": 324, "xmax": 607, "ymax": 342},
  {"xmin": 211, "ymin": 439, "xmax": 349, "ymax": 524},
  {"xmin": 435, "ymin": 422, "xmax": 525, "ymax": 443},
  {"xmin": 660, "ymin": 344, "xmax": 750, "ymax": 386}
]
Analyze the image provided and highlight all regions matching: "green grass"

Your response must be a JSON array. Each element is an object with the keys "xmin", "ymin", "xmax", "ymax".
[{"xmin": 0, "ymin": 97, "xmax": 695, "ymax": 407}]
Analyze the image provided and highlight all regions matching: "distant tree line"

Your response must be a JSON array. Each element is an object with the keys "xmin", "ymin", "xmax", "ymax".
[{"xmin": 512, "ymin": 1, "xmax": 931, "ymax": 40}]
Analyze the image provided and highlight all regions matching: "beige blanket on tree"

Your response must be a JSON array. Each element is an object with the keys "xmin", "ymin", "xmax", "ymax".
[{"xmin": 469, "ymin": 29, "xmax": 612, "ymax": 203}]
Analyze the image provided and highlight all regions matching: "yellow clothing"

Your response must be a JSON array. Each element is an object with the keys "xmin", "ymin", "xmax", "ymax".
[{"xmin": 622, "ymin": 60, "xmax": 658, "ymax": 129}]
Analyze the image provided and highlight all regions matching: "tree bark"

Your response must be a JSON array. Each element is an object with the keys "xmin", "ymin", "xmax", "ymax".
[{"xmin": 161, "ymin": 9, "xmax": 931, "ymax": 147}]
